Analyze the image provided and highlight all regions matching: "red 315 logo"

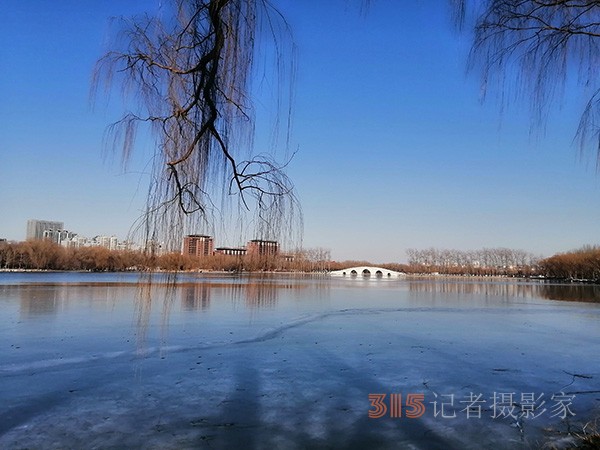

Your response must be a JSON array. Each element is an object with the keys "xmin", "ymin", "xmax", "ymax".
[{"xmin": 368, "ymin": 393, "xmax": 426, "ymax": 419}]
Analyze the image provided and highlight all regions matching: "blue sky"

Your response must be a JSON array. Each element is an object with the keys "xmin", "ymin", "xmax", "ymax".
[{"xmin": 1, "ymin": 1, "xmax": 599, "ymax": 262}]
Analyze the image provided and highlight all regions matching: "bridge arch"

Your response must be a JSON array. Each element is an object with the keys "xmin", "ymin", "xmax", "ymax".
[{"xmin": 329, "ymin": 266, "xmax": 405, "ymax": 278}]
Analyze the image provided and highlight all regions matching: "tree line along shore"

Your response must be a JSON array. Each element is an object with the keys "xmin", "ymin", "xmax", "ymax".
[{"xmin": 0, "ymin": 240, "xmax": 598, "ymax": 282}]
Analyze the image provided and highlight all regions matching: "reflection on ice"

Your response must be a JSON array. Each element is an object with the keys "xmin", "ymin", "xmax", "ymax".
[{"xmin": 407, "ymin": 277, "xmax": 600, "ymax": 303}]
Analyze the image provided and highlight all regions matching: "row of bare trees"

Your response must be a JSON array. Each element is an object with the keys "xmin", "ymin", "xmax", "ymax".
[
  {"xmin": 3, "ymin": 240, "xmax": 598, "ymax": 281},
  {"xmin": 538, "ymin": 246, "xmax": 600, "ymax": 282},
  {"xmin": 0, "ymin": 240, "xmax": 149, "ymax": 272},
  {"xmin": 405, "ymin": 247, "xmax": 539, "ymax": 276},
  {"xmin": 0, "ymin": 241, "xmax": 334, "ymax": 273}
]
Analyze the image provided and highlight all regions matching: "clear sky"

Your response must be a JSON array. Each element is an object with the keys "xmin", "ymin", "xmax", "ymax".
[{"xmin": 1, "ymin": 1, "xmax": 599, "ymax": 262}]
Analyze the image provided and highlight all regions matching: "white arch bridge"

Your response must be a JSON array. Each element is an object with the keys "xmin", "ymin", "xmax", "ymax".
[{"xmin": 329, "ymin": 266, "xmax": 405, "ymax": 278}]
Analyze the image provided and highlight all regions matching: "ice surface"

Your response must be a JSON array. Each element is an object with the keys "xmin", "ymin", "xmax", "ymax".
[{"xmin": 0, "ymin": 273, "xmax": 599, "ymax": 449}]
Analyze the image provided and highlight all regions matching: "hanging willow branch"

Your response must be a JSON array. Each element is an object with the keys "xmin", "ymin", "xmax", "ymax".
[
  {"xmin": 93, "ymin": 0, "xmax": 301, "ymax": 249},
  {"xmin": 452, "ymin": 0, "xmax": 600, "ymax": 168}
]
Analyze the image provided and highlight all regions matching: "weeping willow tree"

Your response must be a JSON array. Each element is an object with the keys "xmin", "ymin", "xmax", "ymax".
[
  {"xmin": 93, "ymin": 0, "xmax": 301, "ymax": 252},
  {"xmin": 452, "ymin": 0, "xmax": 600, "ymax": 168}
]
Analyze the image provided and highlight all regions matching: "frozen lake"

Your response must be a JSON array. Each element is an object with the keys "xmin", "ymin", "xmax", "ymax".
[{"xmin": 1, "ymin": 273, "xmax": 599, "ymax": 449}]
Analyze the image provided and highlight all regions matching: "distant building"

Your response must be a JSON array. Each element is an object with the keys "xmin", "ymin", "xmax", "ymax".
[
  {"xmin": 183, "ymin": 235, "xmax": 214, "ymax": 257},
  {"xmin": 247, "ymin": 239, "xmax": 279, "ymax": 256},
  {"xmin": 61, "ymin": 236, "xmax": 86, "ymax": 249},
  {"xmin": 94, "ymin": 235, "xmax": 119, "ymax": 250},
  {"xmin": 116, "ymin": 240, "xmax": 136, "ymax": 251},
  {"xmin": 26, "ymin": 219, "xmax": 64, "ymax": 241},
  {"xmin": 145, "ymin": 239, "xmax": 165, "ymax": 256},
  {"xmin": 214, "ymin": 247, "xmax": 247, "ymax": 256},
  {"xmin": 42, "ymin": 229, "xmax": 76, "ymax": 245},
  {"xmin": 60, "ymin": 235, "xmax": 132, "ymax": 251}
]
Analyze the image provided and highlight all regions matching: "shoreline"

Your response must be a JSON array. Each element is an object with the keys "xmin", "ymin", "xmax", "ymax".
[{"xmin": 0, "ymin": 268, "xmax": 598, "ymax": 284}]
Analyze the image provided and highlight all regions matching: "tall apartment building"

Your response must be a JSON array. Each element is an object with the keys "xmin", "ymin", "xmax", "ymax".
[
  {"xmin": 246, "ymin": 239, "xmax": 279, "ymax": 256},
  {"xmin": 182, "ymin": 235, "xmax": 214, "ymax": 257},
  {"xmin": 26, "ymin": 219, "xmax": 64, "ymax": 241}
]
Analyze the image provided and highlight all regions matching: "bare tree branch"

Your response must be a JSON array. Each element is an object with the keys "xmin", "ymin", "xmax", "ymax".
[
  {"xmin": 453, "ymin": 0, "xmax": 600, "ymax": 168},
  {"xmin": 93, "ymin": 0, "xmax": 301, "ymax": 250}
]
